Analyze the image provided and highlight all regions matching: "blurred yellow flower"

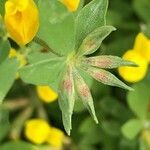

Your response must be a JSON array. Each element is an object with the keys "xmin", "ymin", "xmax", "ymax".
[
  {"xmin": 36, "ymin": 86, "xmax": 58, "ymax": 103},
  {"xmin": 9, "ymin": 48, "xmax": 17, "ymax": 58},
  {"xmin": 9, "ymin": 48, "xmax": 27, "ymax": 79},
  {"xmin": 142, "ymin": 130, "xmax": 150, "ymax": 145},
  {"xmin": 134, "ymin": 33, "xmax": 150, "ymax": 63},
  {"xmin": 46, "ymin": 127, "xmax": 64, "ymax": 148},
  {"xmin": 9, "ymin": 48, "xmax": 27, "ymax": 67},
  {"xmin": 4, "ymin": 0, "xmax": 39, "ymax": 45},
  {"xmin": 25, "ymin": 119, "xmax": 51, "ymax": 144},
  {"xmin": 118, "ymin": 50, "xmax": 148, "ymax": 82},
  {"xmin": 61, "ymin": 0, "xmax": 80, "ymax": 12}
]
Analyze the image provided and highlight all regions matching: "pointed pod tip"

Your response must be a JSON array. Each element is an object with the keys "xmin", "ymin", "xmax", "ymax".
[
  {"xmin": 112, "ymin": 27, "xmax": 117, "ymax": 31},
  {"xmin": 95, "ymin": 118, "xmax": 99, "ymax": 124},
  {"xmin": 126, "ymin": 61, "xmax": 139, "ymax": 67},
  {"xmin": 93, "ymin": 115, "xmax": 99, "ymax": 124},
  {"xmin": 128, "ymin": 87, "xmax": 134, "ymax": 91},
  {"xmin": 125, "ymin": 85, "xmax": 134, "ymax": 91},
  {"xmin": 66, "ymin": 129, "xmax": 71, "ymax": 136},
  {"xmin": 106, "ymin": 25, "xmax": 116, "ymax": 31}
]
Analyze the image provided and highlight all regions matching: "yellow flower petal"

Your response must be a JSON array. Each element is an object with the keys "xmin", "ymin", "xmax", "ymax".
[
  {"xmin": 24, "ymin": 119, "xmax": 51, "ymax": 144},
  {"xmin": 61, "ymin": 0, "xmax": 80, "ymax": 12},
  {"xmin": 9, "ymin": 48, "xmax": 17, "ymax": 58},
  {"xmin": 46, "ymin": 127, "xmax": 64, "ymax": 148},
  {"xmin": 36, "ymin": 86, "xmax": 58, "ymax": 103},
  {"xmin": 118, "ymin": 50, "xmax": 148, "ymax": 83},
  {"xmin": 134, "ymin": 33, "xmax": 150, "ymax": 62},
  {"xmin": 4, "ymin": 0, "xmax": 39, "ymax": 45}
]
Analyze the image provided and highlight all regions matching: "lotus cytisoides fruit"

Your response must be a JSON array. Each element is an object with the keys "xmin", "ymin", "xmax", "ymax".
[{"xmin": 19, "ymin": 0, "xmax": 136, "ymax": 135}]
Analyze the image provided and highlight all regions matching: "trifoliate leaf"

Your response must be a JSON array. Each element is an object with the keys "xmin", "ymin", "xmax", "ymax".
[
  {"xmin": 19, "ymin": 52, "xmax": 65, "ymax": 91},
  {"xmin": 38, "ymin": 0, "xmax": 75, "ymax": 55}
]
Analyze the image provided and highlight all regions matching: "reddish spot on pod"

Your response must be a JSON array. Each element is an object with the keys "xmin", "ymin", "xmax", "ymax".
[
  {"xmin": 79, "ymin": 86, "xmax": 90, "ymax": 97},
  {"xmin": 63, "ymin": 78, "xmax": 72, "ymax": 92},
  {"xmin": 94, "ymin": 72, "xmax": 108, "ymax": 81},
  {"xmin": 96, "ymin": 59, "xmax": 112, "ymax": 68},
  {"xmin": 86, "ymin": 40, "xmax": 95, "ymax": 50}
]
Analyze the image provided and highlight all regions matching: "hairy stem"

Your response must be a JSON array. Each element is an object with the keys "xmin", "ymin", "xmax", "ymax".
[{"xmin": 33, "ymin": 36, "xmax": 62, "ymax": 57}]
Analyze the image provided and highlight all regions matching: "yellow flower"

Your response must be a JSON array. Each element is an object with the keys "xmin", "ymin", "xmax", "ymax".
[
  {"xmin": 46, "ymin": 127, "xmax": 64, "ymax": 148},
  {"xmin": 9, "ymin": 48, "xmax": 27, "ymax": 66},
  {"xmin": 9, "ymin": 48, "xmax": 27, "ymax": 79},
  {"xmin": 36, "ymin": 86, "xmax": 58, "ymax": 103},
  {"xmin": 24, "ymin": 119, "xmax": 51, "ymax": 144},
  {"xmin": 118, "ymin": 50, "xmax": 148, "ymax": 82},
  {"xmin": 142, "ymin": 130, "xmax": 150, "ymax": 145},
  {"xmin": 4, "ymin": 0, "xmax": 39, "ymax": 45},
  {"xmin": 9, "ymin": 48, "xmax": 17, "ymax": 58},
  {"xmin": 134, "ymin": 33, "xmax": 150, "ymax": 63},
  {"xmin": 61, "ymin": 0, "xmax": 80, "ymax": 12}
]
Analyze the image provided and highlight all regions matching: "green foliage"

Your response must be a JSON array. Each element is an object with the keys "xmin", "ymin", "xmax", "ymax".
[
  {"xmin": 0, "ymin": 0, "xmax": 6, "ymax": 16},
  {"xmin": 38, "ymin": 0, "xmax": 75, "ymax": 55},
  {"xmin": 0, "ymin": 107, "xmax": 10, "ymax": 142},
  {"xmin": 127, "ymin": 82, "xmax": 150, "ymax": 119},
  {"xmin": 134, "ymin": 0, "xmax": 150, "ymax": 23},
  {"xmin": 0, "ymin": 39, "xmax": 10, "ymax": 64},
  {"xmin": 19, "ymin": 52, "xmax": 65, "ymax": 91},
  {"xmin": 0, "ymin": 141, "xmax": 37, "ymax": 150},
  {"xmin": 122, "ymin": 119, "xmax": 143, "ymax": 140},
  {"xmin": 0, "ymin": 58, "xmax": 19, "ymax": 103}
]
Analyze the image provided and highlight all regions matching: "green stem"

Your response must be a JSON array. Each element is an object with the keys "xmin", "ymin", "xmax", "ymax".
[
  {"xmin": 9, "ymin": 106, "xmax": 33, "ymax": 140},
  {"xmin": 33, "ymin": 36, "xmax": 62, "ymax": 57},
  {"xmin": 29, "ymin": 86, "xmax": 49, "ymax": 120}
]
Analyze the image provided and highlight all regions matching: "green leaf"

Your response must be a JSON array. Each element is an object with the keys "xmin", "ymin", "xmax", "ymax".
[
  {"xmin": 102, "ymin": 120, "xmax": 121, "ymax": 137},
  {"xmin": 0, "ymin": 58, "xmax": 19, "ymax": 103},
  {"xmin": 82, "ymin": 55, "xmax": 137, "ymax": 69},
  {"xmin": 79, "ymin": 118, "xmax": 100, "ymax": 145},
  {"xmin": 0, "ymin": 107, "xmax": 10, "ymax": 142},
  {"xmin": 38, "ymin": 0, "xmax": 75, "ymax": 55},
  {"xmin": 134, "ymin": 0, "xmax": 150, "ymax": 23},
  {"xmin": 78, "ymin": 26, "xmax": 116, "ymax": 55},
  {"xmin": 0, "ymin": 0, "xmax": 6, "ymax": 16},
  {"xmin": 122, "ymin": 119, "xmax": 143, "ymax": 140},
  {"xmin": 10, "ymin": 107, "xmax": 32, "ymax": 139},
  {"xmin": 0, "ymin": 39, "xmax": 10, "ymax": 64},
  {"xmin": 58, "ymin": 66, "xmax": 75, "ymax": 135},
  {"xmin": 140, "ymin": 138, "xmax": 150, "ymax": 150},
  {"xmin": 75, "ymin": 0, "xmax": 108, "ymax": 48},
  {"xmin": 0, "ymin": 141, "xmax": 37, "ymax": 150},
  {"xmin": 99, "ymin": 96, "xmax": 132, "ymax": 121},
  {"xmin": 81, "ymin": 66, "xmax": 133, "ymax": 91},
  {"xmin": 127, "ymin": 82, "xmax": 150, "ymax": 119},
  {"xmin": 19, "ymin": 52, "xmax": 65, "ymax": 91},
  {"xmin": 74, "ymin": 69, "xmax": 98, "ymax": 124}
]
